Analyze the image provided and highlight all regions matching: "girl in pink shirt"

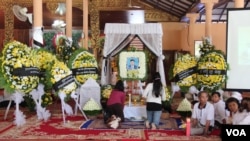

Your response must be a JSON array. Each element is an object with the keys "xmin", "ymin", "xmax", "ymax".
[{"xmin": 106, "ymin": 80, "xmax": 126, "ymax": 122}]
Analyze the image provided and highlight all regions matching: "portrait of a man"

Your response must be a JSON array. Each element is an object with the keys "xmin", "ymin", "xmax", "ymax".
[
  {"xmin": 127, "ymin": 58, "xmax": 139, "ymax": 70},
  {"xmin": 118, "ymin": 51, "xmax": 146, "ymax": 80}
]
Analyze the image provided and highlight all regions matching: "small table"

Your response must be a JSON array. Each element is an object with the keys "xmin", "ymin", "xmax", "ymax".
[{"xmin": 123, "ymin": 104, "xmax": 147, "ymax": 121}]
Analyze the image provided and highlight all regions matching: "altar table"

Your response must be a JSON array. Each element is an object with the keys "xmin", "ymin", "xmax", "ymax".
[{"xmin": 123, "ymin": 105, "xmax": 147, "ymax": 121}]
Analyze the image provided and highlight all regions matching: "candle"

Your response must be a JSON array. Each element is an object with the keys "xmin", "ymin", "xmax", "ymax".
[
  {"xmin": 141, "ymin": 99, "xmax": 144, "ymax": 105},
  {"xmin": 186, "ymin": 118, "xmax": 191, "ymax": 136},
  {"xmin": 133, "ymin": 99, "xmax": 136, "ymax": 105},
  {"xmin": 128, "ymin": 93, "xmax": 131, "ymax": 106}
]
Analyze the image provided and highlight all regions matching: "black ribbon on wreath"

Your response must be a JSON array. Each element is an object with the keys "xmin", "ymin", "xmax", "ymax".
[
  {"xmin": 71, "ymin": 67, "xmax": 98, "ymax": 75},
  {"xmin": 197, "ymin": 69, "xmax": 226, "ymax": 75},
  {"xmin": 174, "ymin": 66, "xmax": 196, "ymax": 82},
  {"xmin": 12, "ymin": 67, "xmax": 40, "ymax": 76},
  {"xmin": 53, "ymin": 74, "xmax": 75, "ymax": 91}
]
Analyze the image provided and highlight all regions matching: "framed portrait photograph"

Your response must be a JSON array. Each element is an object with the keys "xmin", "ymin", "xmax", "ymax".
[{"xmin": 118, "ymin": 51, "xmax": 146, "ymax": 80}]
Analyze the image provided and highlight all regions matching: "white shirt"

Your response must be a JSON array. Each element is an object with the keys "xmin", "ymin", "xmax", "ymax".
[
  {"xmin": 238, "ymin": 112, "xmax": 250, "ymax": 125},
  {"xmin": 142, "ymin": 83, "xmax": 166, "ymax": 104},
  {"xmin": 192, "ymin": 102, "xmax": 215, "ymax": 126},
  {"xmin": 213, "ymin": 100, "xmax": 228, "ymax": 123},
  {"xmin": 232, "ymin": 110, "xmax": 248, "ymax": 125}
]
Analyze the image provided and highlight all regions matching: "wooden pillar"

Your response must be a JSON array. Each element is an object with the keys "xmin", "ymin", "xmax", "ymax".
[
  {"xmin": 83, "ymin": 0, "xmax": 89, "ymax": 49},
  {"xmin": 186, "ymin": 13, "xmax": 199, "ymax": 51},
  {"xmin": 66, "ymin": 0, "xmax": 72, "ymax": 38},
  {"xmin": 201, "ymin": 0, "xmax": 218, "ymax": 38},
  {"xmin": 234, "ymin": 0, "xmax": 244, "ymax": 8},
  {"xmin": 33, "ymin": 0, "xmax": 42, "ymax": 27},
  {"xmin": 33, "ymin": 0, "xmax": 43, "ymax": 48}
]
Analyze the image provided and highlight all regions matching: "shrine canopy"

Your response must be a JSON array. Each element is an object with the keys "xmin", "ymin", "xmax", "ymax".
[{"xmin": 101, "ymin": 23, "xmax": 166, "ymax": 86}]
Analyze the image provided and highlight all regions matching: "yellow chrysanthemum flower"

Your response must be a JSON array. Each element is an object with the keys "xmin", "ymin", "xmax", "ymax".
[
  {"xmin": 197, "ymin": 51, "xmax": 228, "ymax": 89},
  {"xmin": 1, "ymin": 40, "xmax": 39, "ymax": 94},
  {"xmin": 173, "ymin": 54, "xmax": 197, "ymax": 87},
  {"xmin": 69, "ymin": 50, "xmax": 98, "ymax": 84},
  {"xmin": 50, "ymin": 60, "xmax": 77, "ymax": 95}
]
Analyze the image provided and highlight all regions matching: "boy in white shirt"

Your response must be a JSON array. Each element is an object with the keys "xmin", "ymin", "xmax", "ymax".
[{"xmin": 211, "ymin": 91, "xmax": 228, "ymax": 128}]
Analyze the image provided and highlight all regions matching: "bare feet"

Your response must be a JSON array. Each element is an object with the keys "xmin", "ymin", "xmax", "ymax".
[
  {"xmin": 151, "ymin": 123, "xmax": 156, "ymax": 130},
  {"xmin": 145, "ymin": 120, "xmax": 150, "ymax": 129}
]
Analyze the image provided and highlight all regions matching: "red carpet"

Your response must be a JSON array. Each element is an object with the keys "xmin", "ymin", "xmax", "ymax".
[
  {"xmin": 0, "ymin": 113, "xmax": 144, "ymax": 140},
  {"xmin": 0, "ymin": 108, "xmax": 221, "ymax": 141},
  {"xmin": 144, "ymin": 130, "xmax": 221, "ymax": 141}
]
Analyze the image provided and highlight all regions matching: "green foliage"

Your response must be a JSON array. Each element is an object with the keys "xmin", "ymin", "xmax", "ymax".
[
  {"xmin": 23, "ymin": 95, "xmax": 36, "ymax": 112},
  {"xmin": 83, "ymin": 110, "xmax": 102, "ymax": 116},
  {"xmin": 43, "ymin": 31, "xmax": 56, "ymax": 53},
  {"xmin": 168, "ymin": 64, "xmax": 174, "ymax": 81},
  {"xmin": 67, "ymin": 48, "xmax": 88, "ymax": 69},
  {"xmin": 177, "ymin": 111, "xmax": 192, "ymax": 118}
]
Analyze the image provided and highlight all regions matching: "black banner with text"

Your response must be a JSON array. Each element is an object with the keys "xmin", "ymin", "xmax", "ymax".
[
  {"xmin": 72, "ymin": 67, "xmax": 98, "ymax": 75},
  {"xmin": 53, "ymin": 74, "xmax": 75, "ymax": 91},
  {"xmin": 198, "ymin": 69, "xmax": 226, "ymax": 75},
  {"xmin": 174, "ymin": 66, "xmax": 196, "ymax": 82},
  {"xmin": 12, "ymin": 67, "xmax": 40, "ymax": 76}
]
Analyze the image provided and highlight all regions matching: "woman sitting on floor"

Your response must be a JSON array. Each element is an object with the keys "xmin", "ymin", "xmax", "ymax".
[
  {"xmin": 225, "ymin": 97, "xmax": 248, "ymax": 125},
  {"xmin": 105, "ymin": 80, "xmax": 126, "ymax": 123}
]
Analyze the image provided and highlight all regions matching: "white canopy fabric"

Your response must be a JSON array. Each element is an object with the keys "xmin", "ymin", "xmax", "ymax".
[{"xmin": 101, "ymin": 23, "xmax": 166, "ymax": 86}]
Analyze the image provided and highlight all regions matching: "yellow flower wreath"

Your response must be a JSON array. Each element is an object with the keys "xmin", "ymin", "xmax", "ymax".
[
  {"xmin": 197, "ymin": 51, "xmax": 228, "ymax": 90},
  {"xmin": 173, "ymin": 54, "xmax": 197, "ymax": 88}
]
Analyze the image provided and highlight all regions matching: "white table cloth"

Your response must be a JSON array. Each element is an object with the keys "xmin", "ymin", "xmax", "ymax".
[{"xmin": 123, "ymin": 105, "xmax": 147, "ymax": 120}]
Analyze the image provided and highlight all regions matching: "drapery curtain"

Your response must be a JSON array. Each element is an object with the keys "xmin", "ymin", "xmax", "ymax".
[{"xmin": 101, "ymin": 23, "xmax": 166, "ymax": 86}]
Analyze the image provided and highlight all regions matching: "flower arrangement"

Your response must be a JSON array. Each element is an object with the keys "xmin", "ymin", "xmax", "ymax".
[
  {"xmin": 50, "ymin": 60, "xmax": 77, "ymax": 95},
  {"xmin": 164, "ymin": 86, "xmax": 171, "ymax": 101},
  {"xmin": 33, "ymin": 48, "xmax": 57, "ymax": 71},
  {"xmin": 0, "ymin": 40, "xmax": 39, "ymax": 94},
  {"xmin": 41, "ymin": 92, "xmax": 53, "ymax": 108},
  {"xmin": 199, "ymin": 38, "xmax": 215, "ymax": 57},
  {"xmin": 176, "ymin": 98, "xmax": 192, "ymax": 119},
  {"xmin": 53, "ymin": 33, "xmax": 78, "ymax": 64},
  {"xmin": 32, "ymin": 49, "xmax": 57, "ymax": 90},
  {"xmin": 68, "ymin": 48, "xmax": 98, "ymax": 84},
  {"xmin": 118, "ymin": 51, "xmax": 147, "ymax": 80},
  {"xmin": 101, "ymin": 84, "xmax": 113, "ymax": 100},
  {"xmin": 162, "ymin": 86, "xmax": 172, "ymax": 113},
  {"xmin": 127, "ymin": 69, "xmax": 139, "ymax": 78},
  {"xmin": 83, "ymin": 98, "xmax": 102, "ymax": 116},
  {"xmin": 53, "ymin": 33, "xmax": 67, "ymax": 54},
  {"xmin": 197, "ymin": 50, "xmax": 228, "ymax": 91},
  {"xmin": 173, "ymin": 54, "xmax": 197, "ymax": 92}
]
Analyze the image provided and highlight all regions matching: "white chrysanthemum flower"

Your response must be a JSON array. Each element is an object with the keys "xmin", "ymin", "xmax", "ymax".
[
  {"xmin": 177, "ymin": 98, "xmax": 192, "ymax": 112},
  {"xmin": 83, "ymin": 98, "xmax": 102, "ymax": 111}
]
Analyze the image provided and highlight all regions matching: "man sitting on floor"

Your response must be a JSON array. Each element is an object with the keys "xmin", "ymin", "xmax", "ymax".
[{"xmin": 191, "ymin": 91, "xmax": 215, "ymax": 136}]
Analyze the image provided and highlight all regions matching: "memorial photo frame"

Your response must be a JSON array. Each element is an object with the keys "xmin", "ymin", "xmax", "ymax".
[{"xmin": 118, "ymin": 51, "xmax": 147, "ymax": 80}]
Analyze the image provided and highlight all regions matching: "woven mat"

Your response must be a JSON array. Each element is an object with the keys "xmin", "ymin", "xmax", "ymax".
[{"xmin": 80, "ymin": 117, "xmax": 182, "ymax": 129}]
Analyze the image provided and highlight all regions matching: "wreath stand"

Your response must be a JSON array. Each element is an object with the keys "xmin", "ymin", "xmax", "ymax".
[{"xmin": 71, "ymin": 89, "xmax": 88, "ymax": 120}]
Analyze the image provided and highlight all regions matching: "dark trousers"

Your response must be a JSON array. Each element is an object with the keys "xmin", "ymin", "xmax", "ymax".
[
  {"xmin": 106, "ymin": 103, "xmax": 124, "ymax": 122},
  {"xmin": 214, "ymin": 120, "xmax": 222, "ymax": 129}
]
